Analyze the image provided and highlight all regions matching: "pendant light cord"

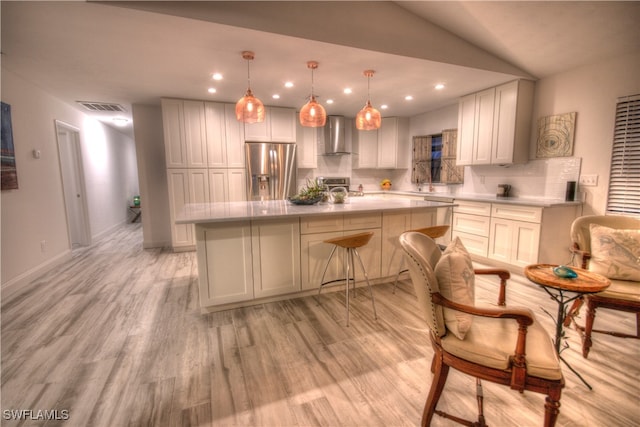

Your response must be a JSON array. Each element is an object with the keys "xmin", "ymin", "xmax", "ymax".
[{"xmin": 246, "ymin": 59, "xmax": 251, "ymax": 90}]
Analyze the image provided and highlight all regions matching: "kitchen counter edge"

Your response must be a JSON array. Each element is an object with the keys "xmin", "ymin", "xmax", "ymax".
[
  {"xmin": 177, "ymin": 199, "xmax": 454, "ymax": 224},
  {"xmin": 371, "ymin": 191, "xmax": 583, "ymax": 208}
]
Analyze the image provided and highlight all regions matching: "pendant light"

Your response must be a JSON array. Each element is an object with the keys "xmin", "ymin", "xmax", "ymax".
[
  {"xmin": 355, "ymin": 70, "xmax": 381, "ymax": 130},
  {"xmin": 299, "ymin": 61, "xmax": 327, "ymax": 127},
  {"xmin": 235, "ymin": 51, "xmax": 265, "ymax": 123}
]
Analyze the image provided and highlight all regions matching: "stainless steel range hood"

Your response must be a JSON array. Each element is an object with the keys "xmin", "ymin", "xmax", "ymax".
[{"xmin": 323, "ymin": 116, "xmax": 350, "ymax": 155}]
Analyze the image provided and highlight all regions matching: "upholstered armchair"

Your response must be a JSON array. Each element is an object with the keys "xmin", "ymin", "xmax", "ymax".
[
  {"xmin": 400, "ymin": 232, "xmax": 564, "ymax": 427},
  {"xmin": 565, "ymin": 215, "xmax": 640, "ymax": 358}
]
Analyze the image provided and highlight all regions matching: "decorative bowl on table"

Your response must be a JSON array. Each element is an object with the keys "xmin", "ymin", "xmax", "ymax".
[
  {"xmin": 288, "ymin": 195, "xmax": 323, "ymax": 205},
  {"xmin": 329, "ymin": 186, "xmax": 348, "ymax": 204}
]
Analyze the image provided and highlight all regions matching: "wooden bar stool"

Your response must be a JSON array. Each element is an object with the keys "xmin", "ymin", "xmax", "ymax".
[
  {"xmin": 317, "ymin": 231, "xmax": 378, "ymax": 326},
  {"xmin": 393, "ymin": 224, "xmax": 450, "ymax": 293}
]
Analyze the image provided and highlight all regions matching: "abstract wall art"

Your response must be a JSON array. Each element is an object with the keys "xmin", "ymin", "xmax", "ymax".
[
  {"xmin": 536, "ymin": 112, "xmax": 576, "ymax": 158},
  {"xmin": 1, "ymin": 102, "xmax": 19, "ymax": 190}
]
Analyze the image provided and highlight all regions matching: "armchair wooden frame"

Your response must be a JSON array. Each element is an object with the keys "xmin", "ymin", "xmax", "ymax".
[
  {"xmin": 564, "ymin": 215, "xmax": 640, "ymax": 358},
  {"xmin": 400, "ymin": 232, "xmax": 564, "ymax": 427}
]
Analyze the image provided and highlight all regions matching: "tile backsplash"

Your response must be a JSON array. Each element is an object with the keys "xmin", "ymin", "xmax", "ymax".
[
  {"xmin": 298, "ymin": 152, "xmax": 581, "ymax": 201},
  {"xmin": 460, "ymin": 157, "xmax": 582, "ymax": 200}
]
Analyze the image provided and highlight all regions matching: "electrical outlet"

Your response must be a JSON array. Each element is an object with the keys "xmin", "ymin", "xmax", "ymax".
[
  {"xmin": 40, "ymin": 240, "xmax": 47, "ymax": 252},
  {"xmin": 579, "ymin": 174, "xmax": 598, "ymax": 186}
]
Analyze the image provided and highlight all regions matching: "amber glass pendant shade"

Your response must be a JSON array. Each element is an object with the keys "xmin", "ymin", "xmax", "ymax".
[
  {"xmin": 300, "ymin": 95, "xmax": 327, "ymax": 127},
  {"xmin": 299, "ymin": 61, "xmax": 326, "ymax": 127},
  {"xmin": 355, "ymin": 70, "xmax": 381, "ymax": 131},
  {"xmin": 236, "ymin": 88, "xmax": 265, "ymax": 123},
  {"xmin": 235, "ymin": 51, "xmax": 265, "ymax": 123},
  {"xmin": 355, "ymin": 100, "xmax": 381, "ymax": 130}
]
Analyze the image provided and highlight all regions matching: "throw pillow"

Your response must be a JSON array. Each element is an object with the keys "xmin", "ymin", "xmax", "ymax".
[
  {"xmin": 589, "ymin": 224, "xmax": 640, "ymax": 281},
  {"xmin": 434, "ymin": 237, "xmax": 475, "ymax": 339}
]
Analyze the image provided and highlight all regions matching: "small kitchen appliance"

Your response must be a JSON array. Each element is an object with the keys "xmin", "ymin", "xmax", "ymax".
[
  {"xmin": 316, "ymin": 176, "xmax": 350, "ymax": 192},
  {"xmin": 497, "ymin": 184, "xmax": 511, "ymax": 197}
]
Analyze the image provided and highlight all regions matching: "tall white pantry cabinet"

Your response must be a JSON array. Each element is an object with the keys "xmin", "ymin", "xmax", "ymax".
[{"xmin": 161, "ymin": 99, "xmax": 248, "ymax": 251}]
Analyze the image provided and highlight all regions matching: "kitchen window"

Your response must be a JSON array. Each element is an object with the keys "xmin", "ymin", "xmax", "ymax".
[
  {"xmin": 411, "ymin": 129, "xmax": 463, "ymax": 185},
  {"xmin": 606, "ymin": 94, "xmax": 640, "ymax": 216}
]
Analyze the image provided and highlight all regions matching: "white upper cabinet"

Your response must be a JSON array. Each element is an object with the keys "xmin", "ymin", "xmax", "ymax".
[
  {"xmin": 270, "ymin": 107, "xmax": 297, "ymax": 142},
  {"xmin": 244, "ymin": 106, "xmax": 296, "ymax": 142},
  {"xmin": 492, "ymin": 80, "xmax": 534, "ymax": 165},
  {"xmin": 205, "ymin": 102, "xmax": 246, "ymax": 168},
  {"xmin": 378, "ymin": 117, "xmax": 409, "ymax": 169},
  {"xmin": 353, "ymin": 128, "xmax": 379, "ymax": 168},
  {"xmin": 296, "ymin": 120, "xmax": 318, "ymax": 168},
  {"xmin": 161, "ymin": 99, "xmax": 187, "ymax": 168},
  {"xmin": 204, "ymin": 102, "xmax": 227, "ymax": 168},
  {"xmin": 224, "ymin": 104, "xmax": 246, "ymax": 168},
  {"xmin": 456, "ymin": 80, "xmax": 534, "ymax": 166},
  {"xmin": 457, "ymin": 88, "xmax": 495, "ymax": 166},
  {"xmin": 183, "ymin": 101, "xmax": 208, "ymax": 168},
  {"xmin": 353, "ymin": 117, "xmax": 409, "ymax": 169}
]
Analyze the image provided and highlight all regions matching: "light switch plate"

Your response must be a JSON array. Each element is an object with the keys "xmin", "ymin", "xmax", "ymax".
[{"xmin": 579, "ymin": 174, "xmax": 598, "ymax": 186}]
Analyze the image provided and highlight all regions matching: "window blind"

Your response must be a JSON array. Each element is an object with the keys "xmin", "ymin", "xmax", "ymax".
[{"xmin": 606, "ymin": 94, "xmax": 640, "ymax": 216}]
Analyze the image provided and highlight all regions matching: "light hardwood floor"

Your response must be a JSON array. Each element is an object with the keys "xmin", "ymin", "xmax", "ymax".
[{"xmin": 2, "ymin": 223, "xmax": 639, "ymax": 426}]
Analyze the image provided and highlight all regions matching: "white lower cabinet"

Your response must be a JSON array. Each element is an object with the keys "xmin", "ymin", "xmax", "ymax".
[
  {"xmin": 196, "ymin": 222, "xmax": 254, "ymax": 306},
  {"xmin": 251, "ymin": 219, "xmax": 301, "ymax": 298},
  {"xmin": 167, "ymin": 169, "xmax": 193, "ymax": 250},
  {"xmin": 452, "ymin": 201, "xmax": 492, "ymax": 257},
  {"xmin": 209, "ymin": 168, "xmax": 246, "ymax": 203},
  {"xmin": 300, "ymin": 230, "xmax": 344, "ymax": 291},
  {"xmin": 488, "ymin": 218, "xmax": 540, "ymax": 267},
  {"xmin": 381, "ymin": 209, "xmax": 437, "ymax": 278},
  {"xmin": 488, "ymin": 204, "xmax": 542, "ymax": 267},
  {"xmin": 208, "ymin": 169, "xmax": 228, "ymax": 203},
  {"xmin": 300, "ymin": 213, "xmax": 382, "ymax": 290},
  {"xmin": 453, "ymin": 200, "xmax": 578, "ymax": 268}
]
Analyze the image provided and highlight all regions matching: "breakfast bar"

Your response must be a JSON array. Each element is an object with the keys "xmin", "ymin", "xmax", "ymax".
[{"xmin": 177, "ymin": 198, "xmax": 454, "ymax": 311}]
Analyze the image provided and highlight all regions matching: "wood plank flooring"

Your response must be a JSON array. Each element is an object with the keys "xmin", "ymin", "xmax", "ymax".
[{"xmin": 2, "ymin": 223, "xmax": 639, "ymax": 426}]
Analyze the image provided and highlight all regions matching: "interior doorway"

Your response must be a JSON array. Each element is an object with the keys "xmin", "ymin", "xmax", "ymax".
[{"xmin": 55, "ymin": 120, "xmax": 91, "ymax": 248}]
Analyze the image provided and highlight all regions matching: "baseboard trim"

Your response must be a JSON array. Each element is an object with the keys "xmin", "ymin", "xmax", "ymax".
[{"xmin": 2, "ymin": 249, "xmax": 72, "ymax": 293}]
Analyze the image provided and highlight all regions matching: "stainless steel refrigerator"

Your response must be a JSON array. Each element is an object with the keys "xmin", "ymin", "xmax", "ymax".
[{"xmin": 245, "ymin": 142, "xmax": 297, "ymax": 201}]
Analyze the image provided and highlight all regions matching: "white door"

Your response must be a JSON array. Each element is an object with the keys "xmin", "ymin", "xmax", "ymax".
[{"xmin": 55, "ymin": 121, "xmax": 91, "ymax": 247}]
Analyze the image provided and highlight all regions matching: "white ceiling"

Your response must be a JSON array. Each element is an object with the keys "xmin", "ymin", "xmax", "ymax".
[{"xmin": 2, "ymin": 1, "xmax": 639, "ymax": 138}]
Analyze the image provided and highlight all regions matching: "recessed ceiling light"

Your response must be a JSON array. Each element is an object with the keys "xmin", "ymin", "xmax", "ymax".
[
  {"xmin": 405, "ymin": 95, "xmax": 413, "ymax": 101},
  {"xmin": 272, "ymin": 94, "xmax": 280, "ymax": 99},
  {"xmin": 344, "ymin": 88, "xmax": 352, "ymax": 94},
  {"xmin": 212, "ymin": 73, "xmax": 223, "ymax": 80},
  {"xmin": 207, "ymin": 87, "xmax": 217, "ymax": 94},
  {"xmin": 326, "ymin": 99, "xmax": 334, "ymax": 104},
  {"xmin": 381, "ymin": 104, "xmax": 388, "ymax": 110},
  {"xmin": 284, "ymin": 81, "xmax": 294, "ymax": 88},
  {"xmin": 435, "ymin": 83, "xmax": 445, "ymax": 90}
]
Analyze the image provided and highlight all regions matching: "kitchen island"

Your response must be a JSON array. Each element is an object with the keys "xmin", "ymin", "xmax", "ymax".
[{"xmin": 177, "ymin": 198, "xmax": 453, "ymax": 311}]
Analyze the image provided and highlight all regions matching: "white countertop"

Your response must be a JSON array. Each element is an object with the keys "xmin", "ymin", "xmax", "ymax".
[
  {"xmin": 371, "ymin": 190, "xmax": 582, "ymax": 208},
  {"xmin": 176, "ymin": 198, "xmax": 454, "ymax": 224}
]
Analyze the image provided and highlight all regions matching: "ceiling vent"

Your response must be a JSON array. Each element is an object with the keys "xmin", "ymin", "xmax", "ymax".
[{"xmin": 76, "ymin": 101, "xmax": 127, "ymax": 113}]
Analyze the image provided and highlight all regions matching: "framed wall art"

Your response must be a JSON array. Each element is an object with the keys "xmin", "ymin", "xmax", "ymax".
[
  {"xmin": 536, "ymin": 112, "xmax": 576, "ymax": 158},
  {"xmin": 1, "ymin": 102, "xmax": 19, "ymax": 190}
]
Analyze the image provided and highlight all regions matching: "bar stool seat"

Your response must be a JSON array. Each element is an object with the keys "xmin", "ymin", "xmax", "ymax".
[
  {"xmin": 393, "ymin": 225, "xmax": 450, "ymax": 293},
  {"xmin": 318, "ymin": 231, "xmax": 378, "ymax": 326}
]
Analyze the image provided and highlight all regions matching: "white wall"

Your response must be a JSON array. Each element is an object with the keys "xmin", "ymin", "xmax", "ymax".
[
  {"xmin": 1, "ymin": 69, "xmax": 139, "ymax": 287},
  {"xmin": 532, "ymin": 51, "xmax": 640, "ymax": 215},
  {"xmin": 132, "ymin": 104, "xmax": 171, "ymax": 248},
  {"xmin": 398, "ymin": 51, "xmax": 640, "ymax": 214}
]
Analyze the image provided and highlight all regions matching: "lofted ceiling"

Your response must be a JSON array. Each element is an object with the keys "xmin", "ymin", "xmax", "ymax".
[{"xmin": 2, "ymin": 1, "xmax": 639, "ymax": 138}]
